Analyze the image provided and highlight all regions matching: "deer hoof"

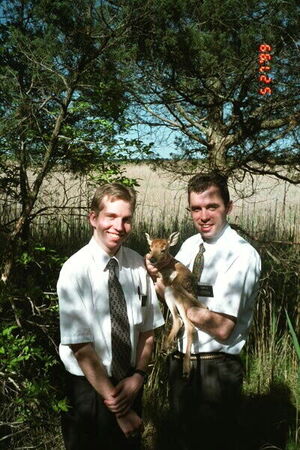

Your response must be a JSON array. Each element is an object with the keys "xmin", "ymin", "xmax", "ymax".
[{"xmin": 182, "ymin": 358, "xmax": 191, "ymax": 377}]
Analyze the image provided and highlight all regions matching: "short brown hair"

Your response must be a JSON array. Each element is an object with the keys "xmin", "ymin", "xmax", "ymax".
[
  {"xmin": 90, "ymin": 183, "xmax": 136, "ymax": 215},
  {"xmin": 188, "ymin": 172, "xmax": 230, "ymax": 206}
]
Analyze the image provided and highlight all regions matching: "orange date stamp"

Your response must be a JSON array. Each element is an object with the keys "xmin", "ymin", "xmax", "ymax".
[{"xmin": 258, "ymin": 44, "xmax": 272, "ymax": 95}]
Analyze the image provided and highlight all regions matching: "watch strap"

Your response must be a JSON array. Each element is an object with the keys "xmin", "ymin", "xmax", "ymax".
[{"xmin": 133, "ymin": 369, "xmax": 148, "ymax": 383}]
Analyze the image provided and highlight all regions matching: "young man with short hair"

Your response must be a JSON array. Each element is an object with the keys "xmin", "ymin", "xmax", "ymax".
[
  {"xmin": 147, "ymin": 172, "xmax": 261, "ymax": 450},
  {"xmin": 58, "ymin": 183, "xmax": 164, "ymax": 450}
]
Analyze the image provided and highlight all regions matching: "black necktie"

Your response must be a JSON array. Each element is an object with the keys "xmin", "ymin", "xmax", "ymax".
[
  {"xmin": 192, "ymin": 243, "xmax": 205, "ymax": 281},
  {"xmin": 106, "ymin": 258, "xmax": 131, "ymax": 381}
]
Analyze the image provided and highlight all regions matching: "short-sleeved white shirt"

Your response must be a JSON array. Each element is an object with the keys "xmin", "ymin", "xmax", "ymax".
[
  {"xmin": 175, "ymin": 223, "xmax": 261, "ymax": 355},
  {"xmin": 57, "ymin": 237, "xmax": 164, "ymax": 376}
]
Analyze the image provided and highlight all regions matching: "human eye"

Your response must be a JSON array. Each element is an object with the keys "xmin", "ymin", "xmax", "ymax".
[{"xmin": 104, "ymin": 213, "xmax": 116, "ymax": 222}]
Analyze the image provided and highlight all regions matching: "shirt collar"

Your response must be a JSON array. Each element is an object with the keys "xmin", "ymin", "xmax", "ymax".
[
  {"xmin": 200, "ymin": 222, "xmax": 230, "ymax": 246},
  {"xmin": 88, "ymin": 237, "xmax": 124, "ymax": 271}
]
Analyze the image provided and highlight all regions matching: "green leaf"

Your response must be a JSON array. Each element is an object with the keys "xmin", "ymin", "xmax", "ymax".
[
  {"xmin": 285, "ymin": 309, "xmax": 300, "ymax": 361},
  {"xmin": 2, "ymin": 325, "xmax": 18, "ymax": 337}
]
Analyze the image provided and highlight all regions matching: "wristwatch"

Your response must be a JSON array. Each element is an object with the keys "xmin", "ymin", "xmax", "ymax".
[{"xmin": 133, "ymin": 369, "xmax": 148, "ymax": 384}]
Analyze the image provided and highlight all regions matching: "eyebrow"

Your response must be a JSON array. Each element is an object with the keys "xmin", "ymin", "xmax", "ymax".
[
  {"xmin": 190, "ymin": 203, "xmax": 220, "ymax": 209},
  {"xmin": 104, "ymin": 212, "xmax": 132, "ymax": 218}
]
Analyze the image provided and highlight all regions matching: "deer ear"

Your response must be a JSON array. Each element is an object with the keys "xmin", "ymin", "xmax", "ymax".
[
  {"xmin": 145, "ymin": 233, "xmax": 152, "ymax": 246},
  {"xmin": 168, "ymin": 231, "xmax": 179, "ymax": 247}
]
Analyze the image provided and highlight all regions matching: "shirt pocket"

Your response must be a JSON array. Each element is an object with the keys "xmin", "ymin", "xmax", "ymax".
[
  {"xmin": 121, "ymin": 269, "xmax": 143, "ymax": 326},
  {"xmin": 131, "ymin": 270, "xmax": 148, "ymax": 327},
  {"xmin": 131, "ymin": 290, "xmax": 143, "ymax": 326}
]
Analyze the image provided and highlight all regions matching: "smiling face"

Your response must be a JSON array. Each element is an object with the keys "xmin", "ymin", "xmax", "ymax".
[
  {"xmin": 89, "ymin": 195, "xmax": 133, "ymax": 255},
  {"xmin": 188, "ymin": 185, "xmax": 233, "ymax": 241}
]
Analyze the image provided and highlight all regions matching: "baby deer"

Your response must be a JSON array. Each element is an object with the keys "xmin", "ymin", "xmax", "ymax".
[{"xmin": 145, "ymin": 232, "xmax": 206, "ymax": 377}]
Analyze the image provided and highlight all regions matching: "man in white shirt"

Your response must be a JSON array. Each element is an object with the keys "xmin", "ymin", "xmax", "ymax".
[
  {"xmin": 146, "ymin": 172, "xmax": 261, "ymax": 450},
  {"xmin": 57, "ymin": 183, "xmax": 164, "ymax": 450}
]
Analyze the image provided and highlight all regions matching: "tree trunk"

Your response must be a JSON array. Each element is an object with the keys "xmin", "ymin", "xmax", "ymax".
[
  {"xmin": 1, "ymin": 206, "xmax": 33, "ymax": 283},
  {"xmin": 207, "ymin": 132, "xmax": 229, "ymax": 175},
  {"xmin": 0, "ymin": 100, "xmax": 70, "ymax": 283}
]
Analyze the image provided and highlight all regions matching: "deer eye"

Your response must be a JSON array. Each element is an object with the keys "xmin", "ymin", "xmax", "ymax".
[{"xmin": 161, "ymin": 249, "xmax": 166, "ymax": 253}]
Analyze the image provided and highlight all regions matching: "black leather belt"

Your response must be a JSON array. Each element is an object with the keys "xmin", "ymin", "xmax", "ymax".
[{"xmin": 173, "ymin": 350, "xmax": 226, "ymax": 361}]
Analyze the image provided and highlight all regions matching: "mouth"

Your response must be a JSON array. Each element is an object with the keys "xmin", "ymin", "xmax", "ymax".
[
  {"xmin": 199, "ymin": 224, "xmax": 213, "ymax": 232},
  {"xmin": 107, "ymin": 232, "xmax": 124, "ymax": 239}
]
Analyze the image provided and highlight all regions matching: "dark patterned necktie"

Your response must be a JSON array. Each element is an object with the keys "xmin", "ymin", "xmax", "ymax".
[
  {"xmin": 192, "ymin": 243, "xmax": 205, "ymax": 281},
  {"xmin": 106, "ymin": 258, "xmax": 131, "ymax": 382}
]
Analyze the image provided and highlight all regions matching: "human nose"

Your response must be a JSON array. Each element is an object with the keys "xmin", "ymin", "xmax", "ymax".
[
  {"xmin": 113, "ymin": 218, "xmax": 125, "ymax": 231},
  {"xmin": 199, "ymin": 209, "xmax": 210, "ymax": 222}
]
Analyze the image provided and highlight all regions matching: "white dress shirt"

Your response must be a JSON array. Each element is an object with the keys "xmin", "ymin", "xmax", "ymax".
[
  {"xmin": 176, "ymin": 223, "xmax": 261, "ymax": 354},
  {"xmin": 58, "ymin": 237, "xmax": 164, "ymax": 376}
]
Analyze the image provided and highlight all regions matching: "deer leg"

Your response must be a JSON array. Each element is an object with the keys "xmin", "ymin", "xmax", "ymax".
[
  {"xmin": 175, "ymin": 302, "xmax": 196, "ymax": 377},
  {"xmin": 183, "ymin": 322, "xmax": 195, "ymax": 377},
  {"xmin": 164, "ymin": 288, "xmax": 183, "ymax": 349}
]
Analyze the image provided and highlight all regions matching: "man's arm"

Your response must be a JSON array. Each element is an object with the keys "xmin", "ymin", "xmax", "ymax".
[
  {"xmin": 71, "ymin": 342, "xmax": 116, "ymax": 399},
  {"xmin": 104, "ymin": 330, "xmax": 154, "ymax": 413},
  {"xmin": 135, "ymin": 329, "xmax": 154, "ymax": 371},
  {"xmin": 145, "ymin": 253, "xmax": 236, "ymax": 341},
  {"xmin": 187, "ymin": 247, "xmax": 261, "ymax": 342},
  {"xmin": 71, "ymin": 342, "xmax": 143, "ymax": 437},
  {"xmin": 187, "ymin": 308, "xmax": 236, "ymax": 341}
]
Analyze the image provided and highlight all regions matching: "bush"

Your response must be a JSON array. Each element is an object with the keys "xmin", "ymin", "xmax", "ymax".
[{"xmin": 0, "ymin": 244, "xmax": 67, "ymax": 448}]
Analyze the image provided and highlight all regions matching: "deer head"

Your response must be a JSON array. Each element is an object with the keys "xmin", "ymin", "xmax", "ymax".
[{"xmin": 145, "ymin": 232, "xmax": 179, "ymax": 266}]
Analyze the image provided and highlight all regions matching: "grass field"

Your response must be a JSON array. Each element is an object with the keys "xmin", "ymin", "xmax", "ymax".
[
  {"xmin": 0, "ymin": 163, "xmax": 299, "ymax": 449},
  {"xmin": 3, "ymin": 162, "xmax": 298, "ymax": 245},
  {"xmin": 124, "ymin": 163, "xmax": 300, "ymax": 241}
]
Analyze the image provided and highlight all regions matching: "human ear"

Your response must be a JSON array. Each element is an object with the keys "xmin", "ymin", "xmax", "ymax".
[
  {"xmin": 89, "ymin": 211, "xmax": 98, "ymax": 228},
  {"xmin": 226, "ymin": 201, "xmax": 233, "ymax": 215}
]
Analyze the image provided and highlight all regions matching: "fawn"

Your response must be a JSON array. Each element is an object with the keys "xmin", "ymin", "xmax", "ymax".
[{"xmin": 145, "ymin": 232, "xmax": 206, "ymax": 376}]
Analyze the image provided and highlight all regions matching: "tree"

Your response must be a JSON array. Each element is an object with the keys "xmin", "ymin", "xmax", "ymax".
[
  {"xmin": 0, "ymin": 0, "xmax": 148, "ymax": 283},
  {"xmin": 129, "ymin": 0, "xmax": 300, "ymax": 182}
]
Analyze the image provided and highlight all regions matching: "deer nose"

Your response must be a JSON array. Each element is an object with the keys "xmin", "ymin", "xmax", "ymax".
[{"xmin": 150, "ymin": 257, "xmax": 157, "ymax": 264}]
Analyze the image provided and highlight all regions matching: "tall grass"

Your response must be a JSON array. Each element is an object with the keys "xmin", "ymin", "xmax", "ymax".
[
  {"xmin": 136, "ymin": 215, "xmax": 299, "ymax": 450},
  {"xmin": 1, "ymin": 164, "xmax": 299, "ymax": 245},
  {"xmin": 0, "ymin": 166, "xmax": 299, "ymax": 449}
]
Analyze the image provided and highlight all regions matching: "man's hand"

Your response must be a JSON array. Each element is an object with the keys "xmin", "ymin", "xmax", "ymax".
[
  {"xmin": 116, "ymin": 409, "xmax": 144, "ymax": 438},
  {"xmin": 104, "ymin": 374, "xmax": 144, "ymax": 416},
  {"xmin": 144, "ymin": 254, "xmax": 166, "ymax": 299},
  {"xmin": 144, "ymin": 253, "xmax": 159, "ymax": 279}
]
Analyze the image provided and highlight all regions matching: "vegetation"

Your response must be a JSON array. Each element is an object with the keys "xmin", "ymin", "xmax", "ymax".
[
  {"xmin": 0, "ymin": 167, "xmax": 299, "ymax": 449},
  {"xmin": 1, "ymin": 0, "xmax": 300, "ymax": 284},
  {"xmin": 129, "ymin": 0, "xmax": 300, "ymax": 181},
  {"xmin": 0, "ymin": 1, "xmax": 299, "ymax": 448},
  {"xmin": 0, "ymin": 0, "xmax": 153, "ymax": 282}
]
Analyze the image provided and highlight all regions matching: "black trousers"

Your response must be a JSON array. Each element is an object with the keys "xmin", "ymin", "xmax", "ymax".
[
  {"xmin": 61, "ymin": 372, "xmax": 143, "ymax": 450},
  {"xmin": 168, "ymin": 352, "xmax": 244, "ymax": 450}
]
